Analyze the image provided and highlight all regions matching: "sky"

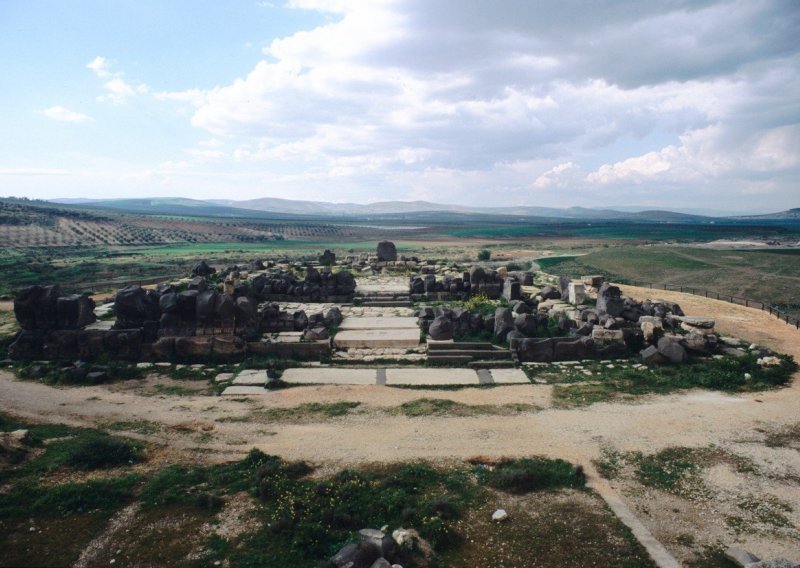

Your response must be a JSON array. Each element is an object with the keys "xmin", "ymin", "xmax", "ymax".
[{"xmin": 0, "ymin": 0, "xmax": 798, "ymax": 213}]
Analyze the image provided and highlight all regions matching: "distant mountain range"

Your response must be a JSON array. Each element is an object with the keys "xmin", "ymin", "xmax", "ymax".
[{"xmin": 48, "ymin": 197, "xmax": 796, "ymax": 222}]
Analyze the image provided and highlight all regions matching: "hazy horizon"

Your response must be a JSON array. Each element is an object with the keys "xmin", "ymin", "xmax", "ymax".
[{"xmin": 1, "ymin": 1, "xmax": 798, "ymax": 211}]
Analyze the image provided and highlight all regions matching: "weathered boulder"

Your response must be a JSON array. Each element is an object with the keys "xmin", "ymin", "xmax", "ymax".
[
  {"xmin": 114, "ymin": 286, "xmax": 160, "ymax": 329},
  {"xmin": 517, "ymin": 338, "xmax": 553, "ymax": 362},
  {"xmin": 553, "ymin": 336, "xmax": 595, "ymax": 360},
  {"xmin": 469, "ymin": 266, "xmax": 486, "ymax": 285},
  {"xmin": 503, "ymin": 279, "xmax": 520, "ymax": 301},
  {"xmin": 212, "ymin": 335, "xmax": 246, "ymax": 357},
  {"xmin": 417, "ymin": 307, "xmax": 434, "ymax": 319},
  {"xmin": 591, "ymin": 326, "xmax": 624, "ymax": 344},
  {"xmin": 494, "ymin": 307, "xmax": 514, "ymax": 340},
  {"xmin": 151, "ymin": 337, "xmax": 175, "ymax": 359},
  {"xmin": 175, "ymin": 336, "xmax": 212, "ymax": 359},
  {"xmin": 325, "ymin": 306, "xmax": 343, "ymax": 327},
  {"xmin": 428, "ymin": 316, "xmax": 453, "ymax": 341},
  {"xmin": 556, "ymin": 275, "xmax": 570, "ymax": 300},
  {"xmin": 514, "ymin": 313, "xmax": 538, "ymax": 336},
  {"xmin": 13, "ymin": 285, "xmax": 59, "ymax": 330},
  {"xmin": 657, "ymin": 336, "xmax": 688, "ymax": 364},
  {"xmin": 55, "ymin": 294, "xmax": 96, "ymax": 330},
  {"xmin": 568, "ymin": 282, "xmax": 586, "ymax": 305},
  {"xmin": 376, "ymin": 241, "xmax": 398, "ymax": 262},
  {"xmin": 192, "ymin": 260, "xmax": 216, "ymax": 277},
  {"xmin": 8, "ymin": 330, "xmax": 45, "ymax": 359},
  {"xmin": 596, "ymin": 283, "xmax": 624, "ymax": 316},
  {"xmin": 410, "ymin": 277, "xmax": 425, "ymax": 294},
  {"xmin": 304, "ymin": 325, "xmax": 330, "ymax": 341},
  {"xmin": 318, "ymin": 249, "xmax": 336, "ymax": 265},
  {"xmin": 582, "ymin": 275, "xmax": 604, "ymax": 288},
  {"xmin": 103, "ymin": 329, "xmax": 142, "ymax": 359},
  {"xmin": 682, "ymin": 332, "xmax": 716, "ymax": 355},
  {"xmin": 539, "ymin": 285, "xmax": 561, "ymax": 300},
  {"xmin": 640, "ymin": 345, "xmax": 666, "ymax": 365},
  {"xmin": 335, "ymin": 270, "xmax": 356, "ymax": 294}
]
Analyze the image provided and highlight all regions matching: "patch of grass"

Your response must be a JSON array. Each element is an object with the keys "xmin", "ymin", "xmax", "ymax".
[
  {"xmin": 251, "ymin": 401, "xmax": 361, "ymax": 422},
  {"xmin": 105, "ymin": 419, "xmax": 162, "ymax": 435},
  {"xmin": 631, "ymin": 446, "xmax": 756, "ymax": 499},
  {"xmin": 0, "ymin": 475, "xmax": 140, "ymax": 518},
  {"xmin": 734, "ymin": 494, "xmax": 794, "ymax": 531},
  {"xmin": 242, "ymin": 458, "xmax": 477, "ymax": 565},
  {"xmin": 593, "ymin": 446, "xmax": 627, "ymax": 480},
  {"xmin": 552, "ymin": 354, "xmax": 797, "ymax": 407},
  {"xmin": 478, "ymin": 457, "xmax": 586, "ymax": 494},
  {"xmin": 763, "ymin": 422, "xmax": 800, "ymax": 449},
  {"xmin": 397, "ymin": 398, "xmax": 539, "ymax": 417}
]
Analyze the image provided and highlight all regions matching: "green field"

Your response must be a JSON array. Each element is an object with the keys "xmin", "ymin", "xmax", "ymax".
[
  {"xmin": 538, "ymin": 246, "xmax": 800, "ymax": 317},
  {"xmin": 449, "ymin": 221, "xmax": 800, "ymax": 241}
]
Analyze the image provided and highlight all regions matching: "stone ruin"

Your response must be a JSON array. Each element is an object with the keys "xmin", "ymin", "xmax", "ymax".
[
  {"xmin": 409, "ymin": 266, "xmax": 534, "ymax": 300},
  {"xmin": 7, "ymin": 267, "xmax": 344, "ymax": 362},
  {"xmin": 419, "ymin": 273, "xmax": 774, "ymax": 365},
  {"xmin": 5, "ymin": 248, "xmax": 779, "ymax": 370}
]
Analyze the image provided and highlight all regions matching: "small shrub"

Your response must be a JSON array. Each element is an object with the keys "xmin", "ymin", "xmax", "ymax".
[
  {"xmin": 66, "ymin": 434, "xmax": 141, "ymax": 470},
  {"xmin": 480, "ymin": 457, "xmax": 585, "ymax": 493},
  {"xmin": 477, "ymin": 249, "xmax": 491, "ymax": 261}
]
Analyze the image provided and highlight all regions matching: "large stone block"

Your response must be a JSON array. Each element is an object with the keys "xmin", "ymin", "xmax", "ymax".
[
  {"xmin": 591, "ymin": 326, "xmax": 624, "ymax": 343},
  {"xmin": 175, "ymin": 336, "xmax": 213, "ymax": 359},
  {"xmin": 376, "ymin": 241, "xmax": 397, "ymax": 262},
  {"xmin": 516, "ymin": 338, "xmax": 554, "ymax": 362},
  {"xmin": 503, "ymin": 279, "xmax": 520, "ymax": 301},
  {"xmin": 56, "ymin": 294, "xmax": 96, "ymax": 330},
  {"xmin": 568, "ymin": 282, "xmax": 586, "ymax": 305}
]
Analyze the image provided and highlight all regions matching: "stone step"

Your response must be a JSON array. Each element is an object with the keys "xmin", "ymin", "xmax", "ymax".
[
  {"xmin": 334, "ymin": 328, "xmax": 420, "ymax": 349},
  {"xmin": 428, "ymin": 341, "xmax": 500, "ymax": 351},
  {"xmin": 426, "ymin": 355, "xmax": 473, "ymax": 365},
  {"xmin": 362, "ymin": 301, "xmax": 414, "ymax": 307},
  {"xmin": 428, "ymin": 349, "xmax": 511, "ymax": 360}
]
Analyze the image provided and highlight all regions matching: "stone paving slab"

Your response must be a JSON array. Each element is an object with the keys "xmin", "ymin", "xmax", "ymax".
[
  {"xmin": 338, "ymin": 317, "xmax": 418, "ymax": 330},
  {"xmin": 489, "ymin": 369, "xmax": 531, "ymax": 384},
  {"xmin": 385, "ymin": 368, "xmax": 479, "ymax": 385},
  {"xmin": 233, "ymin": 369, "xmax": 267, "ymax": 386},
  {"xmin": 334, "ymin": 328, "xmax": 420, "ymax": 349},
  {"xmin": 281, "ymin": 368, "xmax": 377, "ymax": 385},
  {"xmin": 214, "ymin": 373, "xmax": 235, "ymax": 383},
  {"xmin": 221, "ymin": 386, "xmax": 268, "ymax": 396}
]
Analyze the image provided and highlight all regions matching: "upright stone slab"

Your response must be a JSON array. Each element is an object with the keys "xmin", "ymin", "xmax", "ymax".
[
  {"xmin": 502, "ymin": 279, "xmax": 520, "ymax": 301},
  {"xmin": 568, "ymin": 282, "xmax": 586, "ymax": 304}
]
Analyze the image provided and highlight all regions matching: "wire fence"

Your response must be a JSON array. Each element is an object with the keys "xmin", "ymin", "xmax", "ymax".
[{"xmin": 611, "ymin": 278, "xmax": 800, "ymax": 330}]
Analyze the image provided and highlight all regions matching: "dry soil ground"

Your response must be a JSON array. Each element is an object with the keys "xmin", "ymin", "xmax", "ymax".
[{"xmin": 1, "ymin": 287, "xmax": 799, "ymax": 563}]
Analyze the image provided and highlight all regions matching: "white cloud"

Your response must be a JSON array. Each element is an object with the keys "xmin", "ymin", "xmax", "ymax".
[
  {"xmin": 43, "ymin": 106, "xmax": 90, "ymax": 123},
  {"xmin": 147, "ymin": 0, "xmax": 799, "ymax": 209},
  {"xmin": 87, "ymin": 56, "xmax": 147, "ymax": 104},
  {"xmin": 86, "ymin": 56, "xmax": 111, "ymax": 78}
]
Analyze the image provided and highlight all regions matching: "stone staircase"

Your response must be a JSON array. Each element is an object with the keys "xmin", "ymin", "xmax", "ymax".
[
  {"xmin": 358, "ymin": 291, "xmax": 413, "ymax": 308},
  {"xmin": 426, "ymin": 341, "xmax": 515, "ymax": 368}
]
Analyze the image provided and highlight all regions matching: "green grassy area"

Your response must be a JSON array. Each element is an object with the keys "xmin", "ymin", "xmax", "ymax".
[
  {"xmin": 0, "ymin": 413, "xmax": 653, "ymax": 567},
  {"xmin": 449, "ymin": 222, "xmax": 800, "ymax": 241},
  {"xmin": 538, "ymin": 245, "xmax": 800, "ymax": 318},
  {"xmin": 526, "ymin": 355, "xmax": 798, "ymax": 408}
]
